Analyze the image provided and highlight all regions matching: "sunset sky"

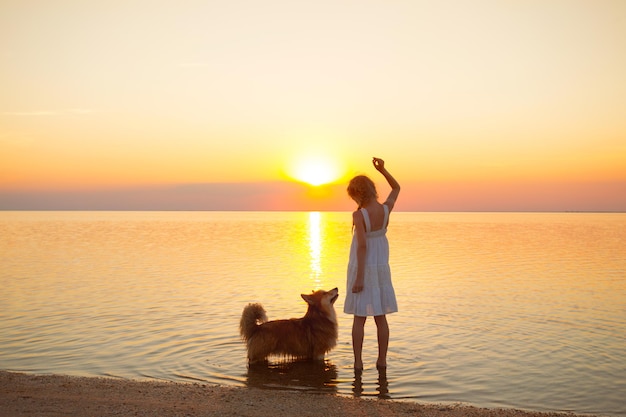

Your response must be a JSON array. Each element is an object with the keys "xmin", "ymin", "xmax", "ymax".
[{"xmin": 1, "ymin": 0, "xmax": 625, "ymax": 211}]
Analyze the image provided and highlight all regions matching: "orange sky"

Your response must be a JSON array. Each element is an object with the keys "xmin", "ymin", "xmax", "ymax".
[{"xmin": 1, "ymin": 1, "xmax": 625, "ymax": 211}]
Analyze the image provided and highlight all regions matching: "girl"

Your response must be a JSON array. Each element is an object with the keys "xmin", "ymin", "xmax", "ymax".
[{"xmin": 344, "ymin": 157, "xmax": 400, "ymax": 371}]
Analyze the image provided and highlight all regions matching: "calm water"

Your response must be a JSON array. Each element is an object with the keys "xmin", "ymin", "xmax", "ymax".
[{"xmin": 1, "ymin": 211, "xmax": 624, "ymax": 416}]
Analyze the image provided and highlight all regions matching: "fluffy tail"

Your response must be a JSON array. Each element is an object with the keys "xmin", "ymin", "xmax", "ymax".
[{"xmin": 239, "ymin": 303, "xmax": 267, "ymax": 341}]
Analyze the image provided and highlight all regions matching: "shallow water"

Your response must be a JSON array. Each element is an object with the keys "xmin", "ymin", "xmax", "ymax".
[{"xmin": 1, "ymin": 211, "xmax": 624, "ymax": 416}]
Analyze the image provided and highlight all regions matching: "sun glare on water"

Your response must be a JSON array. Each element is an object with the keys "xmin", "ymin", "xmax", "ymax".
[{"xmin": 288, "ymin": 154, "xmax": 343, "ymax": 186}]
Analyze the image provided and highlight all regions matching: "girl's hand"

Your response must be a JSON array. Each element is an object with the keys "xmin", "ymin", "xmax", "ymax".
[
  {"xmin": 372, "ymin": 157, "xmax": 385, "ymax": 171},
  {"xmin": 352, "ymin": 279, "xmax": 364, "ymax": 293}
]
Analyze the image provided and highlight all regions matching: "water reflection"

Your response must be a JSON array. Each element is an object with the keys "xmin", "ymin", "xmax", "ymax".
[
  {"xmin": 307, "ymin": 212, "xmax": 323, "ymax": 288},
  {"xmin": 352, "ymin": 367, "xmax": 390, "ymax": 399},
  {"xmin": 377, "ymin": 367, "xmax": 390, "ymax": 399},
  {"xmin": 246, "ymin": 360, "xmax": 338, "ymax": 394}
]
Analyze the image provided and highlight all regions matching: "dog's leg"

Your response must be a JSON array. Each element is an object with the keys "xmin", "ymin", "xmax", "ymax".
[{"xmin": 247, "ymin": 340, "xmax": 269, "ymax": 364}]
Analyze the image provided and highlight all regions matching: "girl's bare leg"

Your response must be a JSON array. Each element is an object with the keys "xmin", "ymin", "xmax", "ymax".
[
  {"xmin": 374, "ymin": 315, "xmax": 389, "ymax": 368},
  {"xmin": 352, "ymin": 316, "xmax": 367, "ymax": 370}
]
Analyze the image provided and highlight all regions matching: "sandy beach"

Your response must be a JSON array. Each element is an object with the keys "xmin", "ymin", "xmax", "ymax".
[{"xmin": 0, "ymin": 371, "xmax": 599, "ymax": 417}]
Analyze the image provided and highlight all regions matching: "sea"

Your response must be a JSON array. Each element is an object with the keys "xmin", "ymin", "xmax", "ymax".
[{"xmin": 1, "ymin": 211, "xmax": 624, "ymax": 416}]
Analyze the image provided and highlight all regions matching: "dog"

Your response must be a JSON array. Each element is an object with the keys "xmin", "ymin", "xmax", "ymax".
[{"xmin": 239, "ymin": 288, "xmax": 339, "ymax": 363}]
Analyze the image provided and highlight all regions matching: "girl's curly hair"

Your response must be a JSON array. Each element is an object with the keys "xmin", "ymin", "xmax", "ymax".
[{"xmin": 347, "ymin": 175, "xmax": 378, "ymax": 208}]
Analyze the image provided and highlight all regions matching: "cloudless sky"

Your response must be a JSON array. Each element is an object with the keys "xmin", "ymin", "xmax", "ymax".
[{"xmin": 1, "ymin": 0, "xmax": 625, "ymax": 211}]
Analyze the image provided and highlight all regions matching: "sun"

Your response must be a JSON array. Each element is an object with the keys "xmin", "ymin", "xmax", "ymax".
[{"xmin": 287, "ymin": 154, "xmax": 343, "ymax": 186}]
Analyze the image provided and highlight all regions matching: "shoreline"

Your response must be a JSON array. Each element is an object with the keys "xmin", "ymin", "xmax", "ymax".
[{"xmin": 0, "ymin": 371, "xmax": 600, "ymax": 417}]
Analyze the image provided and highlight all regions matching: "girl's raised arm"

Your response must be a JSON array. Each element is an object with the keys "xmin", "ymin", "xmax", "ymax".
[{"xmin": 372, "ymin": 157, "xmax": 400, "ymax": 210}]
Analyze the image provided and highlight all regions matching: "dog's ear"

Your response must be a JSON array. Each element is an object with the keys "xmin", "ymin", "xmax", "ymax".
[{"xmin": 301, "ymin": 293, "xmax": 314, "ymax": 305}]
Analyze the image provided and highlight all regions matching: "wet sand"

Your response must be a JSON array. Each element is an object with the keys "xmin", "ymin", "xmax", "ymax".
[{"xmin": 0, "ymin": 371, "xmax": 596, "ymax": 417}]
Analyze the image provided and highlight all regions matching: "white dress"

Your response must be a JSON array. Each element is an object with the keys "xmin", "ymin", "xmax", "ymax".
[{"xmin": 344, "ymin": 205, "xmax": 398, "ymax": 316}]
